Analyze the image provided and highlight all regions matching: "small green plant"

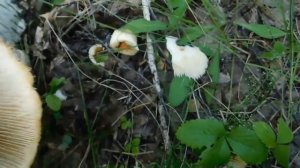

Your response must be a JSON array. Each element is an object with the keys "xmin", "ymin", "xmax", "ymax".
[
  {"xmin": 58, "ymin": 134, "xmax": 72, "ymax": 151},
  {"xmin": 124, "ymin": 138, "xmax": 141, "ymax": 155},
  {"xmin": 176, "ymin": 118, "xmax": 293, "ymax": 168},
  {"xmin": 45, "ymin": 77, "xmax": 67, "ymax": 118},
  {"xmin": 120, "ymin": 116, "xmax": 133, "ymax": 130},
  {"xmin": 253, "ymin": 118, "xmax": 293, "ymax": 168},
  {"xmin": 260, "ymin": 41, "xmax": 285, "ymax": 59}
]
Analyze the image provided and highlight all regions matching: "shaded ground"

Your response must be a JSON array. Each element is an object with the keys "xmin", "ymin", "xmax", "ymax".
[{"xmin": 16, "ymin": 0, "xmax": 300, "ymax": 167}]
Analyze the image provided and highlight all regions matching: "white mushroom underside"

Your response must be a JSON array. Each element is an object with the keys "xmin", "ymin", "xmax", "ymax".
[
  {"xmin": 0, "ymin": 41, "xmax": 42, "ymax": 168},
  {"xmin": 166, "ymin": 36, "xmax": 209, "ymax": 79},
  {"xmin": 109, "ymin": 29, "xmax": 139, "ymax": 56}
]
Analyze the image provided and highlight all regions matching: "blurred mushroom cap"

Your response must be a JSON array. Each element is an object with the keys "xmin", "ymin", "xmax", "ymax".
[
  {"xmin": 166, "ymin": 36, "xmax": 208, "ymax": 79},
  {"xmin": 88, "ymin": 44, "xmax": 105, "ymax": 66},
  {"xmin": 0, "ymin": 40, "xmax": 42, "ymax": 168},
  {"xmin": 109, "ymin": 29, "xmax": 139, "ymax": 56}
]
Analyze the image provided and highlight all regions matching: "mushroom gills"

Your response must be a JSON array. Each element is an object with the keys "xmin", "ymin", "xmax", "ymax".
[{"xmin": 0, "ymin": 40, "xmax": 42, "ymax": 168}]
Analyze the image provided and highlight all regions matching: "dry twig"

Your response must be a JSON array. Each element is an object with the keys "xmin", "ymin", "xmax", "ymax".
[{"xmin": 142, "ymin": 0, "xmax": 170, "ymax": 150}]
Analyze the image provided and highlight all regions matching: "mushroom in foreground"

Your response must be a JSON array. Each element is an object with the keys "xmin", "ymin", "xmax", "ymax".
[
  {"xmin": 166, "ymin": 36, "xmax": 209, "ymax": 79},
  {"xmin": 0, "ymin": 41, "xmax": 42, "ymax": 168},
  {"xmin": 109, "ymin": 29, "xmax": 139, "ymax": 56}
]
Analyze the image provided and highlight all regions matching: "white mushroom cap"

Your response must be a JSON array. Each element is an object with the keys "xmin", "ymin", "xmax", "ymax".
[
  {"xmin": 109, "ymin": 29, "xmax": 139, "ymax": 56},
  {"xmin": 0, "ymin": 40, "xmax": 42, "ymax": 168},
  {"xmin": 88, "ymin": 44, "xmax": 105, "ymax": 66},
  {"xmin": 166, "ymin": 36, "xmax": 209, "ymax": 79}
]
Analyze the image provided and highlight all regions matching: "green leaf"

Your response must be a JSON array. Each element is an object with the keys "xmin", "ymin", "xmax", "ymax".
[
  {"xmin": 121, "ymin": 118, "xmax": 133, "ymax": 130},
  {"xmin": 178, "ymin": 26, "xmax": 214, "ymax": 45},
  {"xmin": 272, "ymin": 144, "xmax": 289, "ymax": 168},
  {"xmin": 58, "ymin": 134, "xmax": 72, "ymax": 151},
  {"xmin": 227, "ymin": 127, "xmax": 268, "ymax": 164},
  {"xmin": 273, "ymin": 42, "xmax": 285, "ymax": 53},
  {"xmin": 132, "ymin": 138, "xmax": 140, "ymax": 146},
  {"xmin": 235, "ymin": 22, "xmax": 286, "ymax": 39},
  {"xmin": 52, "ymin": 0, "xmax": 64, "ymax": 5},
  {"xmin": 198, "ymin": 45, "xmax": 215, "ymax": 57},
  {"xmin": 253, "ymin": 121, "xmax": 276, "ymax": 148},
  {"xmin": 260, "ymin": 51, "xmax": 275, "ymax": 59},
  {"xmin": 176, "ymin": 119, "xmax": 226, "ymax": 149},
  {"xmin": 131, "ymin": 138, "xmax": 140, "ymax": 154},
  {"xmin": 94, "ymin": 54, "xmax": 109, "ymax": 63},
  {"xmin": 168, "ymin": 6, "xmax": 188, "ymax": 28},
  {"xmin": 202, "ymin": 46, "xmax": 219, "ymax": 104},
  {"xmin": 49, "ymin": 77, "xmax": 66, "ymax": 94},
  {"xmin": 277, "ymin": 118, "xmax": 293, "ymax": 144},
  {"xmin": 198, "ymin": 137, "xmax": 231, "ymax": 168},
  {"xmin": 168, "ymin": 76, "xmax": 194, "ymax": 107},
  {"xmin": 121, "ymin": 19, "xmax": 168, "ymax": 34},
  {"xmin": 46, "ymin": 94, "xmax": 62, "ymax": 111},
  {"xmin": 260, "ymin": 41, "xmax": 285, "ymax": 59},
  {"xmin": 167, "ymin": 0, "xmax": 190, "ymax": 8}
]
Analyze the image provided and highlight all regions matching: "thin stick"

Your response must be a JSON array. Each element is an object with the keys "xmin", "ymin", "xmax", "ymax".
[{"xmin": 142, "ymin": 0, "xmax": 170, "ymax": 151}]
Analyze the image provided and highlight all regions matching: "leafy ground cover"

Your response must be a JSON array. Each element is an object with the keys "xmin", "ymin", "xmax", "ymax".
[{"xmin": 19, "ymin": 0, "xmax": 300, "ymax": 167}]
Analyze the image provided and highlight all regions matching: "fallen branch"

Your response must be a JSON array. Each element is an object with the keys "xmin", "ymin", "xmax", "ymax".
[{"xmin": 142, "ymin": 0, "xmax": 170, "ymax": 151}]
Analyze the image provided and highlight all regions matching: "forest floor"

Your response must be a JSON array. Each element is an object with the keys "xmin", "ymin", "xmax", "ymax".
[{"xmin": 19, "ymin": 0, "xmax": 300, "ymax": 167}]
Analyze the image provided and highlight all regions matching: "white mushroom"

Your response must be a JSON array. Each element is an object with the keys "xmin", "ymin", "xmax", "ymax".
[
  {"xmin": 88, "ymin": 44, "xmax": 105, "ymax": 66},
  {"xmin": 166, "ymin": 36, "xmax": 209, "ymax": 79},
  {"xmin": 0, "ymin": 40, "xmax": 42, "ymax": 168},
  {"xmin": 109, "ymin": 29, "xmax": 139, "ymax": 56}
]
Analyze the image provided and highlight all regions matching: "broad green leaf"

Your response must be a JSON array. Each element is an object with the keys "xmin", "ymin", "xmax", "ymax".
[
  {"xmin": 235, "ymin": 22, "xmax": 286, "ymax": 39},
  {"xmin": 277, "ymin": 118, "xmax": 293, "ymax": 144},
  {"xmin": 46, "ymin": 94, "xmax": 62, "ymax": 111},
  {"xmin": 198, "ymin": 45, "xmax": 215, "ymax": 57},
  {"xmin": 168, "ymin": 76, "xmax": 194, "ymax": 107},
  {"xmin": 121, "ymin": 19, "xmax": 167, "ymax": 34},
  {"xmin": 178, "ymin": 25, "xmax": 214, "ymax": 45},
  {"xmin": 272, "ymin": 144, "xmax": 289, "ymax": 168},
  {"xmin": 227, "ymin": 127, "xmax": 268, "ymax": 164},
  {"xmin": 168, "ymin": 4, "xmax": 187, "ymax": 28},
  {"xmin": 198, "ymin": 137, "xmax": 231, "ymax": 168},
  {"xmin": 253, "ymin": 121, "xmax": 276, "ymax": 148},
  {"xmin": 176, "ymin": 119, "xmax": 226, "ymax": 149},
  {"xmin": 52, "ymin": 0, "xmax": 64, "ymax": 5},
  {"xmin": 167, "ymin": 0, "xmax": 191, "ymax": 8},
  {"xmin": 201, "ymin": 46, "xmax": 219, "ymax": 104}
]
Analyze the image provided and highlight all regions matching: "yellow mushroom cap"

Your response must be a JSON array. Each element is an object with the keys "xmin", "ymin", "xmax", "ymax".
[
  {"xmin": 109, "ymin": 29, "xmax": 139, "ymax": 56},
  {"xmin": 166, "ymin": 36, "xmax": 209, "ymax": 79},
  {"xmin": 0, "ymin": 41, "xmax": 42, "ymax": 168}
]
